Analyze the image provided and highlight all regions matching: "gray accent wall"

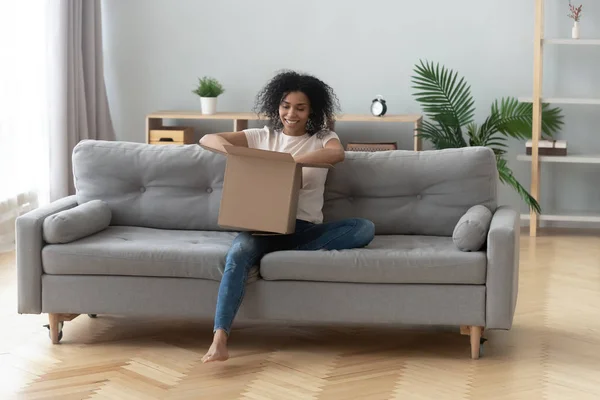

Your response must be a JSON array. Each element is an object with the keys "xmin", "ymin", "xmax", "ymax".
[{"xmin": 101, "ymin": 0, "xmax": 600, "ymax": 225}]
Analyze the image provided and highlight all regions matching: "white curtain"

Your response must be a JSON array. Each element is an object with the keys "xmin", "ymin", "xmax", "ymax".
[
  {"xmin": 0, "ymin": 0, "xmax": 115, "ymax": 253},
  {"xmin": 47, "ymin": 0, "xmax": 116, "ymax": 200},
  {"xmin": 0, "ymin": 2, "xmax": 50, "ymax": 253}
]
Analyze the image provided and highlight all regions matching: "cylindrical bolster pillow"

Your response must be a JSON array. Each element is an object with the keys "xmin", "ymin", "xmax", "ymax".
[
  {"xmin": 452, "ymin": 205, "xmax": 493, "ymax": 252},
  {"xmin": 43, "ymin": 200, "xmax": 112, "ymax": 244}
]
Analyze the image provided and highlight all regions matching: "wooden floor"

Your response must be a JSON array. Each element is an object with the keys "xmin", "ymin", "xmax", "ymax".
[{"xmin": 1, "ymin": 228, "xmax": 600, "ymax": 399}]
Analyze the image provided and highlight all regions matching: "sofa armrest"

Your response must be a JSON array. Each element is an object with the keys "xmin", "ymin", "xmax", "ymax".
[
  {"xmin": 16, "ymin": 195, "xmax": 79, "ymax": 314},
  {"xmin": 485, "ymin": 205, "xmax": 520, "ymax": 330}
]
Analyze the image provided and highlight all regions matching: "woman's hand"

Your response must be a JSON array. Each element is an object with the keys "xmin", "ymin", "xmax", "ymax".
[{"xmin": 199, "ymin": 132, "xmax": 249, "ymax": 153}]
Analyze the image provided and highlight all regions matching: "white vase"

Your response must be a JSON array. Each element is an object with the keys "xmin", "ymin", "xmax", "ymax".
[
  {"xmin": 200, "ymin": 97, "xmax": 217, "ymax": 115},
  {"xmin": 572, "ymin": 21, "xmax": 580, "ymax": 39}
]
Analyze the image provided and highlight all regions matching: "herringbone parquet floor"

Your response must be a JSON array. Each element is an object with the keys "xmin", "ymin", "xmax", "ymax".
[{"xmin": 1, "ymin": 228, "xmax": 599, "ymax": 399}]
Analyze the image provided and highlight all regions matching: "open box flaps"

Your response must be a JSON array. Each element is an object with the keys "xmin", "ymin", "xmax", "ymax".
[
  {"xmin": 201, "ymin": 144, "xmax": 333, "ymax": 169},
  {"xmin": 199, "ymin": 143, "xmax": 333, "ymax": 234}
]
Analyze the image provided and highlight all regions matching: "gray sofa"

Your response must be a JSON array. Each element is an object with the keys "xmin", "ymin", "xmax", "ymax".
[{"xmin": 16, "ymin": 140, "xmax": 519, "ymax": 359}]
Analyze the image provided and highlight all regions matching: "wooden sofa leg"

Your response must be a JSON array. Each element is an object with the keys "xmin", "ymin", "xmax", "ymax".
[
  {"xmin": 46, "ymin": 313, "xmax": 80, "ymax": 344},
  {"xmin": 470, "ymin": 326, "xmax": 483, "ymax": 359},
  {"xmin": 48, "ymin": 313, "xmax": 61, "ymax": 344}
]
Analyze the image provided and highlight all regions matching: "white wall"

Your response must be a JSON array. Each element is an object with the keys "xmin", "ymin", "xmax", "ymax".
[{"xmin": 101, "ymin": 0, "xmax": 600, "ymax": 219}]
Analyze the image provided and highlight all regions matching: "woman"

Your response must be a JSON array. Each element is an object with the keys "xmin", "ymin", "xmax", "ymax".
[{"xmin": 199, "ymin": 70, "xmax": 375, "ymax": 363}]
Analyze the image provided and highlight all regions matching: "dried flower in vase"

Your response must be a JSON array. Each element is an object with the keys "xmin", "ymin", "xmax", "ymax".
[{"xmin": 568, "ymin": 1, "xmax": 582, "ymax": 22}]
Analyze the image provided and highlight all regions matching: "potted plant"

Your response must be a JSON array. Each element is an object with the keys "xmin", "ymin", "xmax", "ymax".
[
  {"xmin": 192, "ymin": 76, "xmax": 225, "ymax": 115},
  {"xmin": 568, "ymin": 1, "xmax": 583, "ymax": 39},
  {"xmin": 411, "ymin": 60, "xmax": 564, "ymax": 213}
]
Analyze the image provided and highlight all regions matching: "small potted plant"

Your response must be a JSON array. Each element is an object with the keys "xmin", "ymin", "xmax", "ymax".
[
  {"xmin": 568, "ymin": 1, "xmax": 582, "ymax": 39},
  {"xmin": 192, "ymin": 76, "xmax": 225, "ymax": 115}
]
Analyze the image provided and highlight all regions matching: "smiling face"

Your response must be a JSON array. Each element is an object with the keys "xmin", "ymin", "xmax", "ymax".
[{"xmin": 279, "ymin": 91, "xmax": 311, "ymax": 136}]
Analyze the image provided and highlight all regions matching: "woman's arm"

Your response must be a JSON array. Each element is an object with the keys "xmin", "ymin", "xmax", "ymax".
[
  {"xmin": 294, "ymin": 139, "xmax": 345, "ymax": 165},
  {"xmin": 199, "ymin": 131, "xmax": 249, "ymax": 153}
]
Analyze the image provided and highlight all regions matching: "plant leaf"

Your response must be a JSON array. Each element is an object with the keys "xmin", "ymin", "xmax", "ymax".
[
  {"xmin": 416, "ymin": 120, "xmax": 465, "ymax": 149},
  {"xmin": 490, "ymin": 97, "xmax": 564, "ymax": 139},
  {"xmin": 411, "ymin": 60, "xmax": 475, "ymax": 129},
  {"xmin": 497, "ymin": 157, "xmax": 541, "ymax": 213}
]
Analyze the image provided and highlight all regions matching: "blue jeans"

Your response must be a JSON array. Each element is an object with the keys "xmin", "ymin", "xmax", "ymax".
[{"xmin": 214, "ymin": 218, "xmax": 376, "ymax": 335}]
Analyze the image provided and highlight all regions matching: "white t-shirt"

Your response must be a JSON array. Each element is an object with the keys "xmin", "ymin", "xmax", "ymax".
[{"xmin": 244, "ymin": 126, "xmax": 340, "ymax": 224}]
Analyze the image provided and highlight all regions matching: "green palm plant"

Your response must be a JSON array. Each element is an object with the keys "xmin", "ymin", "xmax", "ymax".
[{"xmin": 411, "ymin": 60, "xmax": 564, "ymax": 213}]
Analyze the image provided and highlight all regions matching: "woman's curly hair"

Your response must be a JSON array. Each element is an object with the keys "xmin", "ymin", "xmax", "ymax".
[{"xmin": 253, "ymin": 70, "xmax": 341, "ymax": 136}]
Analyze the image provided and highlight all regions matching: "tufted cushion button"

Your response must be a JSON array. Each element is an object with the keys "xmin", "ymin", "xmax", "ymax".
[
  {"xmin": 206, "ymin": 187, "xmax": 213, "ymax": 193},
  {"xmin": 416, "ymin": 194, "xmax": 422, "ymax": 200},
  {"xmin": 348, "ymin": 196, "xmax": 354, "ymax": 202},
  {"xmin": 140, "ymin": 187, "xmax": 146, "ymax": 193}
]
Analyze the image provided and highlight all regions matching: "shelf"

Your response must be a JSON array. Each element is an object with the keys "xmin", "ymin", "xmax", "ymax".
[
  {"xmin": 521, "ymin": 212, "xmax": 600, "ymax": 223},
  {"xmin": 335, "ymin": 114, "xmax": 422, "ymax": 123},
  {"xmin": 147, "ymin": 111, "xmax": 264, "ymax": 120},
  {"xmin": 543, "ymin": 38, "xmax": 600, "ymax": 45},
  {"xmin": 517, "ymin": 154, "xmax": 600, "ymax": 164},
  {"xmin": 146, "ymin": 110, "xmax": 424, "ymax": 151},
  {"xmin": 518, "ymin": 97, "xmax": 600, "ymax": 105},
  {"xmin": 147, "ymin": 111, "xmax": 422, "ymax": 123}
]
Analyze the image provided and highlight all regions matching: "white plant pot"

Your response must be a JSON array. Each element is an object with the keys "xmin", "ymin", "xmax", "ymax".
[
  {"xmin": 572, "ymin": 21, "xmax": 580, "ymax": 39},
  {"xmin": 200, "ymin": 97, "xmax": 217, "ymax": 115}
]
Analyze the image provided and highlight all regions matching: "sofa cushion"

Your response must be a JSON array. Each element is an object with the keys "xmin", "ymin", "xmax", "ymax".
[
  {"xmin": 323, "ymin": 147, "xmax": 498, "ymax": 236},
  {"xmin": 260, "ymin": 235, "xmax": 486, "ymax": 284},
  {"xmin": 43, "ymin": 200, "xmax": 112, "ymax": 244},
  {"xmin": 72, "ymin": 140, "xmax": 228, "ymax": 231},
  {"xmin": 453, "ymin": 205, "xmax": 493, "ymax": 251},
  {"xmin": 41, "ymin": 226, "xmax": 260, "ymax": 283}
]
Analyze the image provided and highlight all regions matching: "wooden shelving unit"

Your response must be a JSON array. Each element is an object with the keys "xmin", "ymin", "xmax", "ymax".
[
  {"xmin": 146, "ymin": 111, "xmax": 424, "ymax": 151},
  {"xmin": 519, "ymin": 0, "xmax": 600, "ymax": 237},
  {"xmin": 519, "ymin": 97, "xmax": 600, "ymax": 105},
  {"xmin": 521, "ymin": 211, "xmax": 600, "ymax": 224},
  {"xmin": 543, "ymin": 38, "xmax": 600, "ymax": 45},
  {"xmin": 517, "ymin": 154, "xmax": 600, "ymax": 164}
]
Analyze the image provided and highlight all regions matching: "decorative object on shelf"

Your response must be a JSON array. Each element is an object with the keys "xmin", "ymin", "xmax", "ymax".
[
  {"xmin": 192, "ymin": 76, "xmax": 225, "ymax": 115},
  {"xmin": 149, "ymin": 126, "xmax": 194, "ymax": 145},
  {"xmin": 411, "ymin": 59, "xmax": 564, "ymax": 213},
  {"xmin": 568, "ymin": 1, "xmax": 582, "ymax": 39},
  {"xmin": 525, "ymin": 139, "xmax": 567, "ymax": 156},
  {"xmin": 371, "ymin": 95, "xmax": 387, "ymax": 116},
  {"xmin": 346, "ymin": 142, "xmax": 397, "ymax": 152}
]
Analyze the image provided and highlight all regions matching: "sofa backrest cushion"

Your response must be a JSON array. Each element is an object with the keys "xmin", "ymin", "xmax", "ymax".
[
  {"xmin": 73, "ymin": 140, "xmax": 227, "ymax": 231},
  {"xmin": 73, "ymin": 141, "xmax": 498, "ymax": 236},
  {"xmin": 322, "ymin": 147, "xmax": 498, "ymax": 236}
]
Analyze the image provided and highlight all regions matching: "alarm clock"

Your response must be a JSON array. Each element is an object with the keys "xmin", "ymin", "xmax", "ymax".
[{"xmin": 371, "ymin": 95, "xmax": 387, "ymax": 117}]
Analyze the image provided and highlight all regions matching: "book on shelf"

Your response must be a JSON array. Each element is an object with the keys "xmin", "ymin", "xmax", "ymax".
[{"xmin": 525, "ymin": 139, "xmax": 567, "ymax": 156}]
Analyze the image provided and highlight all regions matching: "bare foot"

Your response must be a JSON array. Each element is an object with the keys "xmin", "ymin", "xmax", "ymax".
[
  {"xmin": 202, "ymin": 341, "xmax": 229, "ymax": 363},
  {"xmin": 202, "ymin": 330, "xmax": 229, "ymax": 363}
]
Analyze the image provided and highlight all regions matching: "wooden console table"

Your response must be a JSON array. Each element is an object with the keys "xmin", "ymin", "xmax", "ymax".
[{"xmin": 146, "ymin": 111, "xmax": 424, "ymax": 151}]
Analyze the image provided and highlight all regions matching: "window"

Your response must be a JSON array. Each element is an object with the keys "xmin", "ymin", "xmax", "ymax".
[{"xmin": 0, "ymin": 1, "xmax": 50, "ymax": 251}]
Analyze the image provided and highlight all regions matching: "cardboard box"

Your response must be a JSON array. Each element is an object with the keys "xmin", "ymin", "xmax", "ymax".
[{"xmin": 200, "ymin": 144, "xmax": 332, "ymax": 234}]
